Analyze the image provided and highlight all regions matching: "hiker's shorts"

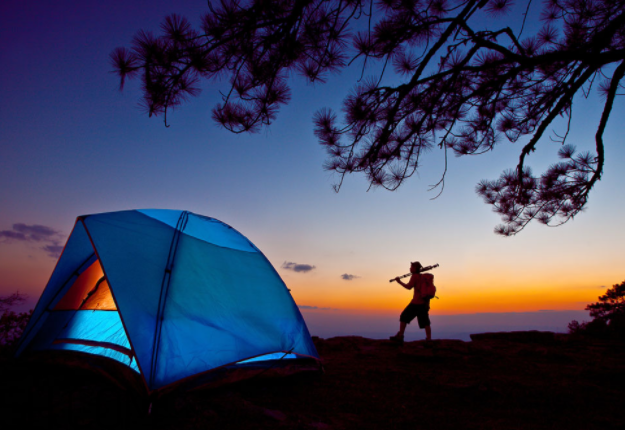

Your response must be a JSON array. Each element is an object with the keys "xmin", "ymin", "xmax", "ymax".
[{"xmin": 400, "ymin": 303, "xmax": 430, "ymax": 328}]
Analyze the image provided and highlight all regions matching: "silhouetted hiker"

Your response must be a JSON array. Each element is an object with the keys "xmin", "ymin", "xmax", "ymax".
[{"xmin": 390, "ymin": 261, "xmax": 432, "ymax": 345}]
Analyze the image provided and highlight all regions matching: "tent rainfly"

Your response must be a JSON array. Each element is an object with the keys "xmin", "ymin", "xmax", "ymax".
[{"xmin": 16, "ymin": 209, "xmax": 320, "ymax": 392}]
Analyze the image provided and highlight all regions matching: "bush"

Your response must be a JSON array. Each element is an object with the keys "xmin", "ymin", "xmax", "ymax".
[
  {"xmin": 0, "ymin": 292, "xmax": 32, "ymax": 354},
  {"xmin": 0, "ymin": 310, "xmax": 32, "ymax": 347}
]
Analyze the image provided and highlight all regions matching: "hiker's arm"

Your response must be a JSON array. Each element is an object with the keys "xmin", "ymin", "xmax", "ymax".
[{"xmin": 396, "ymin": 276, "xmax": 414, "ymax": 290}]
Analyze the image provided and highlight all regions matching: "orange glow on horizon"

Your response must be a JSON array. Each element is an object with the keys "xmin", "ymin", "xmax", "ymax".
[
  {"xmin": 2, "ymin": 243, "xmax": 620, "ymax": 319},
  {"xmin": 287, "ymin": 271, "xmax": 616, "ymax": 316}
]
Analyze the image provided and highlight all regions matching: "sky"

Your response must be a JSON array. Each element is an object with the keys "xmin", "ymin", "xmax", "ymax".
[{"xmin": 1, "ymin": 0, "xmax": 623, "ymax": 340}]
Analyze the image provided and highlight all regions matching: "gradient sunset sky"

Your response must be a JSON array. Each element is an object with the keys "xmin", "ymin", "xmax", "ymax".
[{"xmin": 1, "ymin": 1, "xmax": 623, "ymax": 337}]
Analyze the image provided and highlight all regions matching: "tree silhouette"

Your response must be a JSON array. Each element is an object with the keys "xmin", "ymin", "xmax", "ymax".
[
  {"xmin": 586, "ymin": 280, "xmax": 625, "ymax": 322},
  {"xmin": 112, "ymin": 0, "xmax": 625, "ymax": 235},
  {"xmin": 569, "ymin": 280, "xmax": 625, "ymax": 338},
  {"xmin": 0, "ymin": 292, "xmax": 25, "ymax": 314}
]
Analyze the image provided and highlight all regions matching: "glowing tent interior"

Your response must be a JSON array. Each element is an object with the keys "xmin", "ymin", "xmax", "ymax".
[{"xmin": 16, "ymin": 209, "xmax": 320, "ymax": 392}]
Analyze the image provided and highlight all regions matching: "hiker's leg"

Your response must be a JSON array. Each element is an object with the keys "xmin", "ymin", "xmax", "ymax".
[
  {"xmin": 424, "ymin": 325, "xmax": 431, "ymax": 341},
  {"xmin": 398, "ymin": 321, "xmax": 407, "ymax": 336},
  {"xmin": 396, "ymin": 304, "xmax": 415, "ymax": 338}
]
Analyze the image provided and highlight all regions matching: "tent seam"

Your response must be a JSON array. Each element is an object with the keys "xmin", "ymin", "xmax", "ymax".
[
  {"xmin": 149, "ymin": 210, "xmax": 189, "ymax": 389},
  {"xmin": 79, "ymin": 217, "xmax": 148, "ymax": 393}
]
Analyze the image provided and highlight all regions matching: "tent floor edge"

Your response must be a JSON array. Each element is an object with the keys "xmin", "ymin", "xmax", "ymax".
[
  {"xmin": 151, "ymin": 357, "xmax": 323, "ymax": 399},
  {"xmin": 20, "ymin": 350, "xmax": 147, "ymax": 396}
]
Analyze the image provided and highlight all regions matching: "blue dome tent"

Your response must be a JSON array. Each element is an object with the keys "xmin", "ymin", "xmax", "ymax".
[{"xmin": 16, "ymin": 210, "xmax": 319, "ymax": 392}]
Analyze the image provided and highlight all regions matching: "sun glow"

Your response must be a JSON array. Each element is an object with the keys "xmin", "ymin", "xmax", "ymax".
[{"xmin": 287, "ymin": 268, "xmax": 614, "ymax": 316}]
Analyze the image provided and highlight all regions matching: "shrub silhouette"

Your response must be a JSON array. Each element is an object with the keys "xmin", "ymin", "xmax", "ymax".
[{"xmin": 0, "ymin": 292, "xmax": 32, "ymax": 354}]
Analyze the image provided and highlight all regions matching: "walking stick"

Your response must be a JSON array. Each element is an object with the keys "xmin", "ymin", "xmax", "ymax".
[{"xmin": 389, "ymin": 264, "xmax": 439, "ymax": 282}]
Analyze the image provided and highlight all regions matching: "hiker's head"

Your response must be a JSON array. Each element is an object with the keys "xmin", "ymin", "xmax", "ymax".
[{"xmin": 410, "ymin": 261, "xmax": 423, "ymax": 273}]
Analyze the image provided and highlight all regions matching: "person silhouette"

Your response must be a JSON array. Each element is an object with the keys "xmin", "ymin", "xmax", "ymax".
[{"xmin": 389, "ymin": 261, "xmax": 432, "ymax": 345}]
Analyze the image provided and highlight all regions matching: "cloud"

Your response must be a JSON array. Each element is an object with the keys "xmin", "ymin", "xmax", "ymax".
[
  {"xmin": 42, "ymin": 244, "xmax": 64, "ymax": 258},
  {"xmin": 0, "ymin": 223, "xmax": 64, "ymax": 258},
  {"xmin": 12, "ymin": 224, "xmax": 59, "ymax": 241},
  {"xmin": 282, "ymin": 261, "xmax": 316, "ymax": 273},
  {"xmin": 341, "ymin": 273, "xmax": 360, "ymax": 281},
  {"xmin": 298, "ymin": 305, "xmax": 337, "ymax": 311},
  {"xmin": 0, "ymin": 230, "xmax": 27, "ymax": 241}
]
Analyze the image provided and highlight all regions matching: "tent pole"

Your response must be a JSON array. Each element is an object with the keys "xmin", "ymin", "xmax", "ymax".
[{"xmin": 149, "ymin": 210, "xmax": 189, "ymax": 389}]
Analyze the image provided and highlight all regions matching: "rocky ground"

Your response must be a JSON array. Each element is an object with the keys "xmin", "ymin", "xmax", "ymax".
[{"xmin": 1, "ymin": 332, "xmax": 624, "ymax": 429}]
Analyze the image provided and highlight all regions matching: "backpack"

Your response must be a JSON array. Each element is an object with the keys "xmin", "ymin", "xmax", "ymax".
[{"xmin": 420, "ymin": 273, "xmax": 437, "ymax": 299}]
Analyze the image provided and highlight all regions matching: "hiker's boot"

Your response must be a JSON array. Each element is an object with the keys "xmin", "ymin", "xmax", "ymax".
[{"xmin": 389, "ymin": 334, "xmax": 404, "ymax": 345}]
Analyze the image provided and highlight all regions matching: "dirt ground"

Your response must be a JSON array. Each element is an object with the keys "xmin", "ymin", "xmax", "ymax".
[{"xmin": 1, "ymin": 332, "xmax": 624, "ymax": 429}]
